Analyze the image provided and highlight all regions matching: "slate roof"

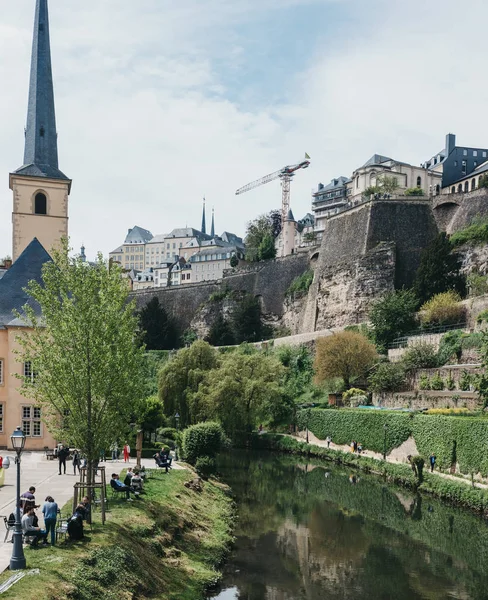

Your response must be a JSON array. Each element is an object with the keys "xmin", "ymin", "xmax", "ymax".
[
  {"xmin": 166, "ymin": 227, "xmax": 211, "ymax": 240},
  {"xmin": 124, "ymin": 226, "xmax": 153, "ymax": 244},
  {"xmin": 220, "ymin": 231, "xmax": 245, "ymax": 248},
  {"xmin": 362, "ymin": 154, "xmax": 393, "ymax": 167},
  {"xmin": 0, "ymin": 238, "xmax": 51, "ymax": 328},
  {"xmin": 146, "ymin": 234, "xmax": 166, "ymax": 245},
  {"xmin": 109, "ymin": 245, "xmax": 123, "ymax": 254},
  {"xmin": 14, "ymin": 1, "xmax": 69, "ymax": 182},
  {"xmin": 285, "ymin": 209, "xmax": 295, "ymax": 222}
]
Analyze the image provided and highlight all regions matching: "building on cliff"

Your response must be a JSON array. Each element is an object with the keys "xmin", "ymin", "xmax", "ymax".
[
  {"xmin": 423, "ymin": 133, "xmax": 488, "ymax": 192},
  {"xmin": 0, "ymin": 0, "xmax": 70, "ymax": 450},
  {"xmin": 312, "ymin": 177, "xmax": 351, "ymax": 239},
  {"xmin": 275, "ymin": 211, "xmax": 316, "ymax": 257}
]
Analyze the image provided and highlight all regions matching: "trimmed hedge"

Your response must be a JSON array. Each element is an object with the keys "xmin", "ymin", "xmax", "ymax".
[
  {"xmin": 297, "ymin": 408, "xmax": 488, "ymax": 476},
  {"xmin": 182, "ymin": 421, "xmax": 226, "ymax": 465},
  {"xmin": 297, "ymin": 408, "xmax": 412, "ymax": 454}
]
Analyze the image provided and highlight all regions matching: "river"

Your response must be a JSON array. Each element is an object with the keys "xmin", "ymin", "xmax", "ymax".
[{"xmin": 208, "ymin": 450, "xmax": 488, "ymax": 600}]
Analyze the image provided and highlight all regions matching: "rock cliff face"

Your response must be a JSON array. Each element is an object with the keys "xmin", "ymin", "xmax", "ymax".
[{"xmin": 190, "ymin": 295, "xmax": 242, "ymax": 340}]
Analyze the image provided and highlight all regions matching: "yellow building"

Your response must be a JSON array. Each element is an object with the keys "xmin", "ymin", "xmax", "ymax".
[{"xmin": 0, "ymin": 0, "xmax": 69, "ymax": 450}]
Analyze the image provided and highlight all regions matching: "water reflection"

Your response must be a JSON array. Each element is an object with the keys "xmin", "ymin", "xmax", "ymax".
[{"xmin": 210, "ymin": 450, "xmax": 488, "ymax": 600}]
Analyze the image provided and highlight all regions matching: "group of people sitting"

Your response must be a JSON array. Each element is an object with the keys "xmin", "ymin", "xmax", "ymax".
[
  {"xmin": 110, "ymin": 468, "xmax": 144, "ymax": 501},
  {"xmin": 153, "ymin": 446, "xmax": 173, "ymax": 472}
]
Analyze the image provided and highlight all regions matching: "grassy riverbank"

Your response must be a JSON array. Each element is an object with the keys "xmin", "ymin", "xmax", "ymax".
[
  {"xmin": 0, "ymin": 469, "xmax": 235, "ymax": 600},
  {"xmin": 247, "ymin": 433, "xmax": 488, "ymax": 514}
]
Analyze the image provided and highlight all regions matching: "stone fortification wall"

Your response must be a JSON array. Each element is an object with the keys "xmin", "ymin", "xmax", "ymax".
[
  {"xmin": 303, "ymin": 242, "xmax": 396, "ymax": 332},
  {"xmin": 132, "ymin": 254, "xmax": 309, "ymax": 333},
  {"xmin": 302, "ymin": 199, "xmax": 438, "ymax": 333}
]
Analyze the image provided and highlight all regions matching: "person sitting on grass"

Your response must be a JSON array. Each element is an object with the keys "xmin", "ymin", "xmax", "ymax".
[
  {"xmin": 67, "ymin": 505, "xmax": 85, "ymax": 540},
  {"xmin": 21, "ymin": 506, "xmax": 48, "ymax": 546},
  {"xmin": 110, "ymin": 473, "xmax": 140, "ymax": 501}
]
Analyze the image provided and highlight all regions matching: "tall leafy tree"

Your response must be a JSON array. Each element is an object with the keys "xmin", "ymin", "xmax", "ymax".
[
  {"xmin": 138, "ymin": 296, "xmax": 178, "ymax": 350},
  {"xmin": 369, "ymin": 289, "xmax": 419, "ymax": 352},
  {"xmin": 245, "ymin": 209, "xmax": 281, "ymax": 262},
  {"xmin": 258, "ymin": 233, "xmax": 276, "ymax": 261},
  {"xmin": 232, "ymin": 294, "xmax": 264, "ymax": 343},
  {"xmin": 413, "ymin": 233, "xmax": 466, "ymax": 304},
  {"xmin": 206, "ymin": 314, "xmax": 235, "ymax": 346},
  {"xmin": 314, "ymin": 331, "xmax": 378, "ymax": 389},
  {"xmin": 158, "ymin": 340, "xmax": 218, "ymax": 427},
  {"xmin": 17, "ymin": 242, "xmax": 144, "ymax": 486}
]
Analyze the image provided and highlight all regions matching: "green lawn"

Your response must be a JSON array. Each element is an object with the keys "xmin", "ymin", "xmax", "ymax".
[{"xmin": 0, "ymin": 469, "xmax": 235, "ymax": 600}]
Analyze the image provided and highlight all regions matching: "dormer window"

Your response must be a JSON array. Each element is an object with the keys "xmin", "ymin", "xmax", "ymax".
[{"xmin": 34, "ymin": 192, "xmax": 47, "ymax": 215}]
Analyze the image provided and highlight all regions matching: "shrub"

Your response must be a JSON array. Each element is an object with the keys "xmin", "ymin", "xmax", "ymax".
[
  {"xmin": 402, "ymin": 342, "xmax": 438, "ymax": 370},
  {"xmin": 467, "ymin": 272, "xmax": 488, "ymax": 297},
  {"xmin": 342, "ymin": 388, "xmax": 364, "ymax": 400},
  {"xmin": 477, "ymin": 310, "xmax": 488, "ymax": 324},
  {"xmin": 461, "ymin": 332, "xmax": 483, "ymax": 350},
  {"xmin": 446, "ymin": 373, "xmax": 455, "ymax": 390},
  {"xmin": 420, "ymin": 291, "xmax": 466, "ymax": 326},
  {"xmin": 437, "ymin": 329, "xmax": 463, "ymax": 365},
  {"xmin": 157, "ymin": 427, "xmax": 178, "ymax": 441},
  {"xmin": 369, "ymin": 289, "xmax": 418, "ymax": 351},
  {"xmin": 182, "ymin": 421, "xmax": 226, "ymax": 465},
  {"xmin": 410, "ymin": 455, "xmax": 425, "ymax": 482},
  {"xmin": 419, "ymin": 374, "xmax": 430, "ymax": 390},
  {"xmin": 404, "ymin": 187, "xmax": 424, "ymax": 196},
  {"xmin": 286, "ymin": 270, "xmax": 314, "ymax": 298},
  {"xmin": 430, "ymin": 372, "xmax": 445, "ymax": 390},
  {"xmin": 450, "ymin": 218, "xmax": 488, "ymax": 247},
  {"xmin": 459, "ymin": 370, "xmax": 472, "ymax": 391},
  {"xmin": 368, "ymin": 361, "xmax": 406, "ymax": 393},
  {"xmin": 195, "ymin": 456, "xmax": 217, "ymax": 479}
]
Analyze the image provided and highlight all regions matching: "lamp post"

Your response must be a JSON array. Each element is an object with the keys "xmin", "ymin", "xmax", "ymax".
[
  {"xmin": 174, "ymin": 413, "xmax": 180, "ymax": 461},
  {"xmin": 10, "ymin": 426, "xmax": 26, "ymax": 571},
  {"xmin": 383, "ymin": 423, "xmax": 387, "ymax": 461},
  {"xmin": 306, "ymin": 408, "xmax": 311, "ymax": 444}
]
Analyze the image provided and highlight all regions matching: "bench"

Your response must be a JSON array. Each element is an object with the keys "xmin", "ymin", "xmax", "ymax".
[{"xmin": 44, "ymin": 446, "xmax": 55, "ymax": 461}]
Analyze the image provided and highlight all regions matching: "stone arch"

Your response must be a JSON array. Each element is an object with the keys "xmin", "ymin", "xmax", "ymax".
[
  {"xmin": 451, "ymin": 186, "xmax": 456, "ymax": 194},
  {"xmin": 458, "ymin": 184, "xmax": 463, "ymax": 193}
]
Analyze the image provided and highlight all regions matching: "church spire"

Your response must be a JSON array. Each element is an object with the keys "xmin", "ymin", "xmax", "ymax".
[
  {"xmin": 201, "ymin": 197, "xmax": 206, "ymax": 234},
  {"xmin": 210, "ymin": 207, "xmax": 215, "ymax": 238},
  {"xmin": 17, "ymin": 0, "xmax": 68, "ymax": 180}
]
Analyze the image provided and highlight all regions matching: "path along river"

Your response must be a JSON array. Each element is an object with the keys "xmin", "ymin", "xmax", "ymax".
[{"xmin": 209, "ymin": 450, "xmax": 488, "ymax": 600}]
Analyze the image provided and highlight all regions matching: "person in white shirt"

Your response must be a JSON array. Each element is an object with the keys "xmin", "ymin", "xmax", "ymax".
[{"xmin": 21, "ymin": 507, "xmax": 48, "ymax": 546}]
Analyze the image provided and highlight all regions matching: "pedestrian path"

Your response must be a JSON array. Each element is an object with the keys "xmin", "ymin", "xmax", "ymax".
[{"xmin": 0, "ymin": 452, "xmax": 185, "ymax": 573}]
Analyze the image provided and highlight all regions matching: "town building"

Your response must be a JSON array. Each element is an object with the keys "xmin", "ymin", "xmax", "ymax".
[
  {"xmin": 109, "ymin": 225, "xmax": 153, "ymax": 271},
  {"xmin": 312, "ymin": 178, "xmax": 351, "ymax": 238},
  {"xmin": 190, "ymin": 243, "xmax": 242, "ymax": 282},
  {"xmin": 443, "ymin": 160, "xmax": 488, "ymax": 194},
  {"xmin": 275, "ymin": 211, "xmax": 316, "ymax": 256}
]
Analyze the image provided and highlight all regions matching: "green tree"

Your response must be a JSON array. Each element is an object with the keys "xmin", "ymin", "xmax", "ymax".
[
  {"xmin": 206, "ymin": 314, "xmax": 235, "ymax": 346},
  {"xmin": 245, "ymin": 210, "xmax": 281, "ymax": 262},
  {"xmin": 377, "ymin": 175, "xmax": 399, "ymax": 194},
  {"xmin": 202, "ymin": 350, "xmax": 288, "ymax": 435},
  {"xmin": 139, "ymin": 395, "xmax": 165, "ymax": 433},
  {"xmin": 158, "ymin": 340, "xmax": 219, "ymax": 427},
  {"xmin": 232, "ymin": 294, "xmax": 265, "ymax": 343},
  {"xmin": 138, "ymin": 296, "xmax": 178, "ymax": 350},
  {"xmin": 229, "ymin": 254, "xmax": 239, "ymax": 268},
  {"xmin": 314, "ymin": 331, "xmax": 378, "ymax": 389},
  {"xmin": 276, "ymin": 345, "xmax": 314, "ymax": 400},
  {"xmin": 413, "ymin": 233, "xmax": 466, "ymax": 304},
  {"xmin": 369, "ymin": 289, "xmax": 418, "ymax": 351},
  {"xmin": 17, "ymin": 242, "xmax": 144, "ymax": 486},
  {"xmin": 368, "ymin": 361, "xmax": 406, "ymax": 393},
  {"xmin": 258, "ymin": 233, "xmax": 276, "ymax": 261}
]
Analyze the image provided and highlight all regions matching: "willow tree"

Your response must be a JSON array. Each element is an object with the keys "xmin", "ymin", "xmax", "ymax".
[{"xmin": 17, "ymin": 242, "xmax": 144, "ymax": 487}]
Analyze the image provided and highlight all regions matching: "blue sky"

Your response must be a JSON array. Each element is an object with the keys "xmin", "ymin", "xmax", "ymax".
[{"xmin": 0, "ymin": 0, "xmax": 488, "ymax": 258}]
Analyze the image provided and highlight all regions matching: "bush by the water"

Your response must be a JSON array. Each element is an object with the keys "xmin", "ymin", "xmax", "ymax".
[
  {"xmin": 195, "ymin": 455, "xmax": 217, "ymax": 479},
  {"xmin": 182, "ymin": 421, "xmax": 226, "ymax": 465}
]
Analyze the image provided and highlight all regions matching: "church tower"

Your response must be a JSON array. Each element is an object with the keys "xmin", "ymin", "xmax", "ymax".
[{"xmin": 9, "ymin": 0, "xmax": 71, "ymax": 262}]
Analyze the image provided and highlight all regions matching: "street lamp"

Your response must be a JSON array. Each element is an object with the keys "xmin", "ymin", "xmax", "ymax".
[
  {"xmin": 10, "ymin": 426, "xmax": 26, "ymax": 571},
  {"xmin": 174, "ymin": 413, "xmax": 180, "ymax": 461},
  {"xmin": 306, "ymin": 408, "xmax": 311, "ymax": 444},
  {"xmin": 383, "ymin": 423, "xmax": 388, "ymax": 461}
]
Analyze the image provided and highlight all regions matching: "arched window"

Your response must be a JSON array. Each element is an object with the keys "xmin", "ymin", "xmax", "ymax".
[
  {"xmin": 451, "ymin": 186, "xmax": 455, "ymax": 194},
  {"xmin": 416, "ymin": 176, "xmax": 422, "ymax": 187},
  {"xmin": 436, "ymin": 184, "xmax": 440, "ymax": 195},
  {"xmin": 458, "ymin": 184, "xmax": 463, "ymax": 193},
  {"xmin": 34, "ymin": 193, "xmax": 47, "ymax": 215},
  {"xmin": 471, "ymin": 178, "xmax": 476, "ymax": 191},
  {"xmin": 464, "ymin": 181, "xmax": 469, "ymax": 193}
]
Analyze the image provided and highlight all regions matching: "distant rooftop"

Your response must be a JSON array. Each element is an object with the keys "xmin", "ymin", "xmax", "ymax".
[{"xmin": 124, "ymin": 226, "xmax": 153, "ymax": 244}]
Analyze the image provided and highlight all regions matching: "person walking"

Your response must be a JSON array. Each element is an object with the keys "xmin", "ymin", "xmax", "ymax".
[
  {"xmin": 57, "ymin": 445, "xmax": 69, "ymax": 475},
  {"xmin": 72, "ymin": 449, "xmax": 81, "ymax": 475},
  {"xmin": 123, "ymin": 442, "xmax": 131, "ymax": 463},
  {"xmin": 429, "ymin": 453, "xmax": 436, "ymax": 473},
  {"xmin": 110, "ymin": 442, "xmax": 118, "ymax": 462},
  {"xmin": 42, "ymin": 495, "xmax": 58, "ymax": 546},
  {"xmin": 326, "ymin": 436, "xmax": 331, "ymax": 449}
]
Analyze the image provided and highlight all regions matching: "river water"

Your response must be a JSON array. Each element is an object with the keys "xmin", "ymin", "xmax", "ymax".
[{"xmin": 209, "ymin": 450, "xmax": 488, "ymax": 600}]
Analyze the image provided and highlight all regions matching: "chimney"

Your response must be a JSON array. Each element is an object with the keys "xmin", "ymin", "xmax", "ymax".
[
  {"xmin": 445, "ymin": 133, "xmax": 456, "ymax": 156},
  {"xmin": 3, "ymin": 259, "xmax": 12, "ymax": 270}
]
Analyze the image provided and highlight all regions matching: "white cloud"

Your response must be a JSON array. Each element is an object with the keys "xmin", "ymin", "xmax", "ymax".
[{"xmin": 0, "ymin": 0, "xmax": 487, "ymax": 259}]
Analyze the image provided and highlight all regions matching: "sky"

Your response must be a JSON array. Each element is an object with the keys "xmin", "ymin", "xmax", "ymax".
[{"xmin": 1, "ymin": 0, "xmax": 488, "ymax": 259}]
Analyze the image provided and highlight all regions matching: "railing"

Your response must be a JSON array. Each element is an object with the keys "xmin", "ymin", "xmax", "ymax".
[{"xmin": 387, "ymin": 322, "xmax": 468, "ymax": 349}]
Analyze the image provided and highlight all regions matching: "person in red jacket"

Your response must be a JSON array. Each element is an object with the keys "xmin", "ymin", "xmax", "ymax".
[{"xmin": 123, "ymin": 442, "xmax": 130, "ymax": 463}]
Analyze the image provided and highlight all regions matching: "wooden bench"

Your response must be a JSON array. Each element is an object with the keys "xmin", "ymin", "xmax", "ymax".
[{"xmin": 44, "ymin": 446, "xmax": 55, "ymax": 460}]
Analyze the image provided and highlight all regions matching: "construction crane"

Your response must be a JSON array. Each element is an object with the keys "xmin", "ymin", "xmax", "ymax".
[{"xmin": 235, "ymin": 157, "xmax": 310, "ymax": 225}]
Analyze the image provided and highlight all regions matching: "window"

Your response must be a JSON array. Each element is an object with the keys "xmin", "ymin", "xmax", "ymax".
[
  {"xmin": 474, "ymin": 151, "xmax": 478, "ymax": 157},
  {"xmin": 472, "ymin": 179, "xmax": 476, "ymax": 191},
  {"xmin": 34, "ymin": 193, "xmax": 47, "ymax": 215},
  {"xmin": 483, "ymin": 152, "xmax": 487, "ymax": 158},
  {"xmin": 464, "ymin": 181, "xmax": 469, "ymax": 192},
  {"xmin": 458, "ymin": 184, "xmax": 463, "ymax": 193},
  {"xmin": 0, "ymin": 359, "xmax": 3, "ymax": 385},
  {"xmin": 474, "ymin": 162, "xmax": 478, "ymax": 168},
  {"xmin": 416, "ymin": 176, "xmax": 422, "ymax": 187},
  {"xmin": 463, "ymin": 149, "xmax": 468, "ymax": 156},
  {"xmin": 0, "ymin": 404, "xmax": 3, "ymax": 433},
  {"xmin": 23, "ymin": 361, "xmax": 36, "ymax": 383},
  {"xmin": 454, "ymin": 161, "xmax": 458, "ymax": 167},
  {"xmin": 22, "ymin": 406, "xmax": 41, "ymax": 437},
  {"xmin": 462, "ymin": 160, "xmax": 467, "ymax": 176},
  {"xmin": 436, "ymin": 185, "xmax": 440, "ymax": 195}
]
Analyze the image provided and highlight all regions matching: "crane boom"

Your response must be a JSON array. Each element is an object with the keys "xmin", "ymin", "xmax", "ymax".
[{"xmin": 235, "ymin": 159, "xmax": 310, "ymax": 224}]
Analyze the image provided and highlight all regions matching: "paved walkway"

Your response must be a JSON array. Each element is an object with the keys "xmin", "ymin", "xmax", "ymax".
[
  {"xmin": 293, "ymin": 431, "xmax": 488, "ymax": 490},
  {"xmin": 0, "ymin": 452, "xmax": 184, "ymax": 573}
]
